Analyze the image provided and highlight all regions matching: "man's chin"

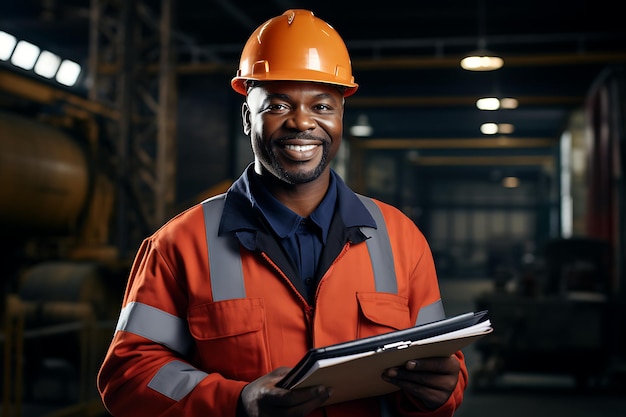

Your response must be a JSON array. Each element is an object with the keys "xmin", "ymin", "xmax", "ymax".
[{"xmin": 279, "ymin": 166, "xmax": 324, "ymax": 185}]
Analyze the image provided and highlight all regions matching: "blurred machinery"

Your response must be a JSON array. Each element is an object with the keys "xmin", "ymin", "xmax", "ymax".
[
  {"xmin": 0, "ymin": 94, "xmax": 124, "ymax": 415},
  {"xmin": 2, "ymin": 3, "xmax": 180, "ymax": 414},
  {"xmin": 474, "ymin": 237, "xmax": 616, "ymax": 389},
  {"xmin": 472, "ymin": 66, "xmax": 626, "ymax": 392}
]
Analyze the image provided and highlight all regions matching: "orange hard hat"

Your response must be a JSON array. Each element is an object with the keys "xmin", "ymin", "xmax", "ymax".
[{"xmin": 231, "ymin": 9, "xmax": 358, "ymax": 97}]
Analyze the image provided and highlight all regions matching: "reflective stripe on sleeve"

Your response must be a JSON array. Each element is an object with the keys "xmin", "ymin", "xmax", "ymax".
[
  {"xmin": 147, "ymin": 360, "xmax": 208, "ymax": 401},
  {"xmin": 415, "ymin": 299, "xmax": 445, "ymax": 326},
  {"xmin": 202, "ymin": 195, "xmax": 247, "ymax": 301},
  {"xmin": 116, "ymin": 302, "xmax": 192, "ymax": 355},
  {"xmin": 357, "ymin": 195, "xmax": 398, "ymax": 294}
]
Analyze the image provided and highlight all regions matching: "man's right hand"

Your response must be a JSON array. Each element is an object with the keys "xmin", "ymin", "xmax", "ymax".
[{"xmin": 240, "ymin": 367, "xmax": 333, "ymax": 417}]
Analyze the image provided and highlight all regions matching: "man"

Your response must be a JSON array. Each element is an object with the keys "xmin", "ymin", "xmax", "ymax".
[{"xmin": 98, "ymin": 9, "xmax": 468, "ymax": 417}]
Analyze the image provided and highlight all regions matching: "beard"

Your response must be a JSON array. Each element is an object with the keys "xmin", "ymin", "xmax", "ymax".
[
  {"xmin": 254, "ymin": 133, "xmax": 332, "ymax": 185},
  {"xmin": 267, "ymin": 142, "xmax": 329, "ymax": 184}
]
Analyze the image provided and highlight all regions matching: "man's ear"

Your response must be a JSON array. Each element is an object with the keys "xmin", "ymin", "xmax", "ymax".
[{"xmin": 242, "ymin": 102, "xmax": 251, "ymax": 135}]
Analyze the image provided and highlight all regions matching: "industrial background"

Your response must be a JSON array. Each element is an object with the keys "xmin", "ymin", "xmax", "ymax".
[{"xmin": 0, "ymin": 0, "xmax": 625, "ymax": 416}]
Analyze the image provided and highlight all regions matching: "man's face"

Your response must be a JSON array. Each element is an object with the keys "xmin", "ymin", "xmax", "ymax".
[{"xmin": 243, "ymin": 81, "xmax": 344, "ymax": 185}]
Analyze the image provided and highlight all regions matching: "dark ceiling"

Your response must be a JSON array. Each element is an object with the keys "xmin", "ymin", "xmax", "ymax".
[{"xmin": 1, "ymin": 0, "xmax": 625, "ymax": 166}]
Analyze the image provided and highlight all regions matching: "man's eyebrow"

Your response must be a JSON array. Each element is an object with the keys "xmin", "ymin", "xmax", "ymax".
[
  {"xmin": 265, "ymin": 92, "xmax": 336, "ymax": 100},
  {"xmin": 265, "ymin": 93, "xmax": 291, "ymax": 101},
  {"xmin": 309, "ymin": 91, "xmax": 341, "ymax": 100},
  {"xmin": 315, "ymin": 92, "xmax": 336, "ymax": 100}
]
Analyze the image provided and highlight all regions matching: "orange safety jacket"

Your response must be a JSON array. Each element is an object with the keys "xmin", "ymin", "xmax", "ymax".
[{"xmin": 97, "ymin": 169, "xmax": 468, "ymax": 417}]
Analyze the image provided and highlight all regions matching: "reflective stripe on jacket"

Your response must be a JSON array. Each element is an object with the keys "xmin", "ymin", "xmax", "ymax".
[{"xmin": 97, "ymin": 174, "xmax": 468, "ymax": 417}]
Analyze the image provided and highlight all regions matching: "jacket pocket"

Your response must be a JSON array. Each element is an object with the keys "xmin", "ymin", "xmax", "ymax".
[
  {"xmin": 188, "ymin": 298, "xmax": 269, "ymax": 381},
  {"xmin": 356, "ymin": 292, "xmax": 411, "ymax": 339}
]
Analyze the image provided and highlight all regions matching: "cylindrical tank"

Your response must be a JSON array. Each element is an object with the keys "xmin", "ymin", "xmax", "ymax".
[
  {"xmin": 0, "ymin": 110, "xmax": 90, "ymax": 236},
  {"xmin": 19, "ymin": 261, "xmax": 114, "ymax": 320}
]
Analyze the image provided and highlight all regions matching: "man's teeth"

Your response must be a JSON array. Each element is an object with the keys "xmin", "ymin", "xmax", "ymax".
[{"xmin": 285, "ymin": 144, "xmax": 317, "ymax": 151}]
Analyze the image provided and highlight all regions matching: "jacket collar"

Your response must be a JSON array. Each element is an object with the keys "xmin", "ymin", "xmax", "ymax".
[{"xmin": 219, "ymin": 164, "xmax": 376, "ymax": 251}]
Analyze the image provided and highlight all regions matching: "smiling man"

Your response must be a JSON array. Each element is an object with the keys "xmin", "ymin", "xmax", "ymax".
[
  {"xmin": 244, "ymin": 81, "xmax": 344, "ymax": 214},
  {"xmin": 98, "ymin": 9, "xmax": 468, "ymax": 417}
]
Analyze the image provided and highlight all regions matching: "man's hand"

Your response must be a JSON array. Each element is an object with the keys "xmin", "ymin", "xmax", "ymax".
[
  {"xmin": 240, "ymin": 367, "xmax": 333, "ymax": 417},
  {"xmin": 382, "ymin": 355, "xmax": 460, "ymax": 410}
]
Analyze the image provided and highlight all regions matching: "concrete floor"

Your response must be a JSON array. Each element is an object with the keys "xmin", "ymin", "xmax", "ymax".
[{"xmin": 7, "ymin": 278, "xmax": 626, "ymax": 417}]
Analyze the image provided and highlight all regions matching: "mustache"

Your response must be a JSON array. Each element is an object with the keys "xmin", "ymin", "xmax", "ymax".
[{"xmin": 275, "ymin": 133, "xmax": 328, "ymax": 143}]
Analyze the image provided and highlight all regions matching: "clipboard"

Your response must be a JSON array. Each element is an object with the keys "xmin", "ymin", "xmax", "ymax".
[{"xmin": 277, "ymin": 310, "xmax": 492, "ymax": 405}]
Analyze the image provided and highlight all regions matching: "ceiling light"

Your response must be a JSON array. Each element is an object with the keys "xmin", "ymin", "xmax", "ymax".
[
  {"xmin": 56, "ymin": 59, "xmax": 82, "ymax": 86},
  {"xmin": 462, "ymin": 1, "xmax": 503, "ymax": 71},
  {"xmin": 0, "ymin": 31, "xmax": 17, "ymax": 60},
  {"xmin": 480, "ymin": 122, "xmax": 515, "ymax": 135},
  {"xmin": 480, "ymin": 123, "xmax": 498, "ymax": 135},
  {"xmin": 460, "ymin": 52, "xmax": 503, "ymax": 71},
  {"xmin": 350, "ymin": 114, "xmax": 373, "ymax": 137},
  {"xmin": 476, "ymin": 97, "xmax": 500, "ymax": 110},
  {"xmin": 502, "ymin": 176, "xmax": 520, "ymax": 188},
  {"xmin": 11, "ymin": 40, "xmax": 40, "ymax": 70},
  {"xmin": 476, "ymin": 97, "xmax": 519, "ymax": 111},
  {"xmin": 34, "ymin": 50, "xmax": 61, "ymax": 78},
  {"xmin": 498, "ymin": 123, "xmax": 515, "ymax": 134},
  {"xmin": 500, "ymin": 98, "xmax": 519, "ymax": 109}
]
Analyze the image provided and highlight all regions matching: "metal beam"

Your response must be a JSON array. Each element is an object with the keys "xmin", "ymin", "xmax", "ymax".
[
  {"xmin": 0, "ymin": 69, "xmax": 119, "ymax": 119},
  {"xmin": 409, "ymin": 155, "xmax": 554, "ymax": 167},
  {"xmin": 359, "ymin": 137, "xmax": 557, "ymax": 150},
  {"xmin": 88, "ymin": 0, "xmax": 177, "ymax": 256}
]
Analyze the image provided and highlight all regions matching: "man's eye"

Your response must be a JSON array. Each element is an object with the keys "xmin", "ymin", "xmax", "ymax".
[
  {"xmin": 315, "ymin": 104, "xmax": 332, "ymax": 111},
  {"xmin": 268, "ymin": 103, "xmax": 288, "ymax": 111}
]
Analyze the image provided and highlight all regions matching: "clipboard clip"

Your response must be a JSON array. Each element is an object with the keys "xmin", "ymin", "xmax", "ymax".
[{"xmin": 376, "ymin": 340, "xmax": 412, "ymax": 352}]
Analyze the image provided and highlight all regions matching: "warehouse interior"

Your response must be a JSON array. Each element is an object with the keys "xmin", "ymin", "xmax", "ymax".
[{"xmin": 1, "ymin": 0, "xmax": 625, "ymax": 416}]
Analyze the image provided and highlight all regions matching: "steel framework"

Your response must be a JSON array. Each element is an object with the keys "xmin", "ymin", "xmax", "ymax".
[{"xmin": 88, "ymin": 0, "xmax": 177, "ymax": 256}]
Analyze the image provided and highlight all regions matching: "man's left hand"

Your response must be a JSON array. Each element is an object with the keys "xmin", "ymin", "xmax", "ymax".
[{"xmin": 382, "ymin": 355, "xmax": 460, "ymax": 410}]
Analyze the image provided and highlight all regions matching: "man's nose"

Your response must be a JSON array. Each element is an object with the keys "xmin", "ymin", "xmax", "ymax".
[{"xmin": 285, "ymin": 107, "xmax": 316, "ymax": 131}]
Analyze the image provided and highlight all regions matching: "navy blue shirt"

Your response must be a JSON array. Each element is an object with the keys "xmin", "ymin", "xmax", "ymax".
[{"xmin": 250, "ymin": 172, "xmax": 337, "ymax": 288}]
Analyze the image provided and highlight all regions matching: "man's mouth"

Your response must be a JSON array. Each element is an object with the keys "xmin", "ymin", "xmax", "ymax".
[{"xmin": 284, "ymin": 144, "xmax": 318, "ymax": 152}]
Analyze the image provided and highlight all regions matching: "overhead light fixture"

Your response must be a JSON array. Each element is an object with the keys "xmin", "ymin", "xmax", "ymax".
[
  {"xmin": 34, "ymin": 50, "xmax": 62, "ymax": 78},
  {"xmin": 476, "ymin": 97, "xmax": 501, "ymax": 110},
  {"xmin": 476, "ymin": 97, "xmax": 519, "ymax": 110},
  {"xmin": 500, "ymin": 98, "xmax": 519, "ymax": 109},
  {"xmin": 349, "ymin": 114, "xmax": 373, "ymax": 137},
  {"xmin": 461, "ymin": 0, "xmax": 503, "ymax": 71},
  {"xmin": 0, "ymin": 31, "xmax": 17, "ymax": 60},
  {"xmin": 502, "ymin": 176, "xmax": 520, "ymax": 188},
  {"xmin": 0, "ymin": 30, "xmax": 82, "ymax": 87},
  {"xmin": 480, "ymin": 122, "xmax": 498, "ymax": 135},
  {"xmin": 56, "ymin": 59, "xmax": 82, "ymax": 87},
  {"xmin": 11, "ymin": 40, "xmax": 40, "ymax": 70},
  {"xmin": 498, "ymin": 123, "xmax": 515, "ymax": 134},
  {"xmin": 480, "ymin": 122, "xmax": 515, "ymax": 135},
  {"xmin": 460, "ymin": 51, "xmax": 503, "ymax": 71}
]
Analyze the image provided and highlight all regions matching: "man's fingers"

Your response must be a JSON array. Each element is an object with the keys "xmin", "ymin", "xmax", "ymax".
[{"xmin": 405, "ymin": 356, "xmax": 460, "ymax": 373}]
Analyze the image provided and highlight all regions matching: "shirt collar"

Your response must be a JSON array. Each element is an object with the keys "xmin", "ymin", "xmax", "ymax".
[
  {"xmin": 220, "ymin": 164, "xmax": 376, "ymax": 237},
  {"xmin": 249, "ymin": 169, "xmax": 337, "ymax": 244}
]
